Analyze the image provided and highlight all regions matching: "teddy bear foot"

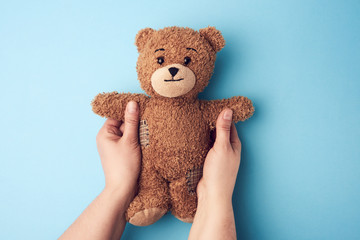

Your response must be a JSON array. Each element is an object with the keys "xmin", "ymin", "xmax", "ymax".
[
  {"xmin": 128, "ymin": 208, "xmax": 167, "ymax": 226},
  {"xmin": 173, "ymin": 214, "xmax": 194, "ymax": 223}
]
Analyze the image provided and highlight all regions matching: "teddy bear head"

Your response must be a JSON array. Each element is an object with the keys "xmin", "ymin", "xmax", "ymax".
[{"xmin": 135, "ymin": 26, "xmax": 225, "ymax": 99}]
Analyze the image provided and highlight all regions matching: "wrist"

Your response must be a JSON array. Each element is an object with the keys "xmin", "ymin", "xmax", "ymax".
[
  {"xmin": 197, "ymin": 190, "xmax": 233, "ymax": 213},
  {"xmin": 103, "ymin": 185, "xmax": 136, "ymax": 207},
  {"xmin": 197, "ymin": 184, "xmax": 233, "ymax": 206}
]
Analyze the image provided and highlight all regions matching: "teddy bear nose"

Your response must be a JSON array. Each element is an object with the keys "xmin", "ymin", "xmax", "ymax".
[{"xmin": 168, "ymin": 67, "xmax": 179, "ymax": 77}]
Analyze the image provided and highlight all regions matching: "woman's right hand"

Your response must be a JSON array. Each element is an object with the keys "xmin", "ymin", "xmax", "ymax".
[
  {"xmin": 190, "ymin": 108, "xmax": 241, "ymax": 240},
  {"xmin": 197, "ymin": 108, "xmax": 242, "ymax": 204}
]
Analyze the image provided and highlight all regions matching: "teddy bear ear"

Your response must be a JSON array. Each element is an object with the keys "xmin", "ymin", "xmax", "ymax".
[
  {"xmin": 199, "ymin": 27, "xmax": 225, "ymax": 52},
  {"xmin": 135, "ymin": 28, "xmax": 155, "ymax": 52}
]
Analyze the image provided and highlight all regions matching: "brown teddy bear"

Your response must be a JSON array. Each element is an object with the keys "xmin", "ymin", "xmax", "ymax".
[{"xmin": 91, "ymin": 26, "xmax": 254, "ymax": 226}]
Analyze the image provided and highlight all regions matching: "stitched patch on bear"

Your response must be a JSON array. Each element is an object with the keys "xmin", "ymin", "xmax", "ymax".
[
  {"xmin": 186, "ymin": 166, "xmax": 203, "ymax": 195},
  {"xmin": 139, "ymin": 120, "xmax": 149, "ymax": 147}
]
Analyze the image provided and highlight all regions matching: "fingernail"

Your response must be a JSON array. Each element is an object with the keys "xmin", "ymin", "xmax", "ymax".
[
  {"xmin": 223, "ymin": 109, "xmax": 233, "ymax": 120},
  {"xmin": 127, "ymin": 101, "xmax": 137, "ymax": 113}
]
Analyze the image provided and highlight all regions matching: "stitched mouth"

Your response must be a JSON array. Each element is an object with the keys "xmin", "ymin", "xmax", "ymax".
[{"xmin": 164, "ymin": 78, "xmax": 184, "ymax": 82}]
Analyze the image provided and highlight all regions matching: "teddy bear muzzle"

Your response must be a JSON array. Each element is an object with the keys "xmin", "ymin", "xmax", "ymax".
[{"xmin": 151, "ymin": 63, "xmax": 196, "ymax": 98}]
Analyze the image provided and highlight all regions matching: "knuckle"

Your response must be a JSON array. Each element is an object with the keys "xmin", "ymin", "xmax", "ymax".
[
  {"xmin": 196, "ymin": 180, "xmax": 205, "ymax": 195},
  {"xmin": 218, "ymin": 124, "xmax": 231, "ymax": 132},
  {"xmin": 233, "ymin": 143, "xmax": 241, "ymax": 153},
  {"xmin": 106, "ymin": 125, "xmax": 120, "ymax": 135},
  {"xmin": 231, "ymin": 138, "xmax": 241, "ymax": 149},
  {"xmin": 238, "ymin": 140, "xmax": 242, "ymax": 149},
  {"xmin": 125, "ymin": 117, "xmax": 138, "ymax": 126},
  {"xmin": 96, "ymin": 132, "xmax": 103, "ymax": 143}
]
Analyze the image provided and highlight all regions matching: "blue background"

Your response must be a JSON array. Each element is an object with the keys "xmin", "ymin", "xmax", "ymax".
[{"xmin": 1, "ymin": 0, "xmax": 359, "ymax": 239}]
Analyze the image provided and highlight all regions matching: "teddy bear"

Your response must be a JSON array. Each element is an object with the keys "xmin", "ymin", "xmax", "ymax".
[{"xmin": 91, "ymin": 26, "xmax": 254, "ymax": 226}]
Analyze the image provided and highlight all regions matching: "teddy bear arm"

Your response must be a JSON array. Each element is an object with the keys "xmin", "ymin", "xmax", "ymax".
[
  {"xmin": 226, "ymin": 96, "xmax": 254, "ymax": 122},
  {"xmin": 91, "ymin": 92, "xmax": 149, "ymax": 121},
  {"xmin": 200, "ymin": 96, "xmax": 254, "ymax": 129}
]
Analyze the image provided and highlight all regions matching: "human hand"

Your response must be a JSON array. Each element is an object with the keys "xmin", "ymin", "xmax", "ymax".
[
  {"xmin": 189, "ymin": 109, "xmax": 241, "ymax": 240},
  {"xmin": 96, "ymin": 101, "xmax": 141, "ymax": 201},
  {"xmin": 197, "ymin": 108, "xmax": 241, "ymax": 204},
  {"xmin": 59, "ymin": 103, "xmax": 141, "ymax": 240}
]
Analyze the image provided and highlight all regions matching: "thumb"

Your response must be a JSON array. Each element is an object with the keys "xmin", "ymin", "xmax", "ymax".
[
  {"xmin": 214, "ymin": 109, "xmax": 233, "ymax": 147},
  {"xmin": 122, "ymin": 101, "xmax": 140, "ymax": 144}
]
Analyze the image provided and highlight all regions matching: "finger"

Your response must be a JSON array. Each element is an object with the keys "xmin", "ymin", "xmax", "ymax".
[
  {"xmin": 105, "ymin": 119, "xmax": 122, "ymax": 136},
  {"xmin": 106, "ymin": 125, "xmax": 122, "ymax": 136},
  {"xmin": 119, "ymin": 122, "xmax": 125, "ymax": 133},
  {"xmin": 97, "ymin": 119, "xmax": 122, "ymax": 142},
  {"xmin": 214, "ymin": 109, "xmax": 233, "ymax": 147},
  {"xmin": 122, "ymin": 101, "xmax": 140, "ymax": 144},
  {"xmin": 98, "ymin": 119, "xmax": 121, "ymax": 138},
  {"xmin": 230, "ymin": 122, "xmax": 241, "ymax": 152},
  {"xmin": 104, "ymin": 118, "xmax": 121, "ymax": 128}
]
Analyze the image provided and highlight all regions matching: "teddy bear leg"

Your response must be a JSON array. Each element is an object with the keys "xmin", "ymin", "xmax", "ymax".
[
  {"xmin": 169, "ymin": 174, "xmax": 200, "ymax": 223},
  {"xmin": 126, "ymin": 162, "xmax": 170, "ymax": 226}
]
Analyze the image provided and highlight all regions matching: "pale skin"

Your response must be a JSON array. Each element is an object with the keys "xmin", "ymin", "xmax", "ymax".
[
  {"xmin": 59, "ymin": 101, "xmax": 241, "ymax": 240},
  {"xmin": 189, "ymin": 108, "xmax": 241, "ymax": 240}
]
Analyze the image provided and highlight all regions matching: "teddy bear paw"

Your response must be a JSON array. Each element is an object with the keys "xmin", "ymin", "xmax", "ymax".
[
  {"xmin": 173, "ymin": 214, "xmax": 194, "ymax": 223},
  {"xmin": 128, "ymin": 207, "xmax": 167, "ymax": 226}
]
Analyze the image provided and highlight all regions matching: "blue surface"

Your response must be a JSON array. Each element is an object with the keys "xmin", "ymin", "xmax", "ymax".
[{"xmin": 1, "ymin": 0, "xmax": 359, "ymax": 239}]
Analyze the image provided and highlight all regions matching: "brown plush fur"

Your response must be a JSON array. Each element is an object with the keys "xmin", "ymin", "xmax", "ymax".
[{"xmin": 91, "ymin": 26, "xmax": 254, "ymax": 226}]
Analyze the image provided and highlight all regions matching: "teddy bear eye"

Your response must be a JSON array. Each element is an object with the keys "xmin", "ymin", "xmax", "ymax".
[
  {"xmin": 157, "ymin": 57, "xmax": 164, "ymax": 65},
  {"xmin": 184, "ymin": 57, "xmax": 191, "ymax": 66}
]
